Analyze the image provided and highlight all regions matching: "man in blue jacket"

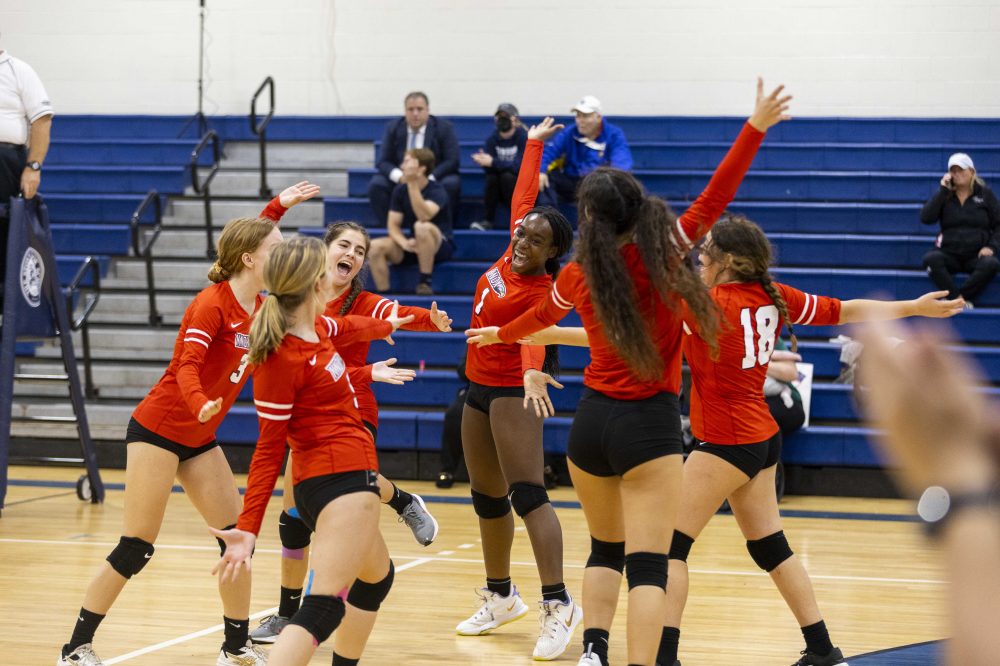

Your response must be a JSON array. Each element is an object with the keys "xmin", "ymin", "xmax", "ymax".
[
  {"xmin": 538, "ymin": 95, "xmax": 633, "ymax": 207},
  {"xmin": 368, "ymin": 91, "xmax": 460, "ymax": 226}
]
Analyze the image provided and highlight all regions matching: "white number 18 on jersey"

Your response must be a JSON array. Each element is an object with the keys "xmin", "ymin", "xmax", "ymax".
[{"xmin": 739, "ymin": 305, "xmax": 779, "ymax": 369}]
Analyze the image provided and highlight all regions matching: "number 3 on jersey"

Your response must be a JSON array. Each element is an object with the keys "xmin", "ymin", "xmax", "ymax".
[
  {"xmin": 740, "ymin": 305, "xmax": 779, "ymax": 369},
  {"xmin": 230, "ymin": 353, "xmax": 250, "ymax": 383}
]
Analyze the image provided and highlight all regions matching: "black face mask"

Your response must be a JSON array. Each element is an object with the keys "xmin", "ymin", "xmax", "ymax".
[{"xmin": 495, "ymin": 116, "xmax": 513, "ymax": 132}]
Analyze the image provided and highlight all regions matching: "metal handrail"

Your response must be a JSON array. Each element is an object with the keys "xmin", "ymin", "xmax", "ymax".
[
  {"xmin": 129, "ymin": 191, "xmax": 164, "ymax": 327},
  {"xmin": 65, "ymin": 256, "xmax": 102, "ymax": 399},
  {"xmin": 190, "ymin": 130, "xmax": 222, "ymax": 258},
  {"xmin": 250, "ymin": 76, "xmax": 275, "ymax": 199}
]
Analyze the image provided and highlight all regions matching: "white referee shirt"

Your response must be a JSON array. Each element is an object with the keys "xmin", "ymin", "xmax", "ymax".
[{"xmin": 0, "ymin": 51, "xmax": 54, "ymax": 146}]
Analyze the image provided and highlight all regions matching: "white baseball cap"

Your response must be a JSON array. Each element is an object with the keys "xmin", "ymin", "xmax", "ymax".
[
  {"xmin": 948, "ymin": 153, "xmax": 975, "ymax": 170},
  {"xmin": 571, "ymin": 95, "xmax": 602, "ymax": 115}
]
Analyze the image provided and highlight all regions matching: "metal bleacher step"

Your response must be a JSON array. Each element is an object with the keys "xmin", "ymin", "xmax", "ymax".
[
  {"xmin": 222, "ymin": 141, "xmax": 374, "ymax": 170},
  {"xmin": 165, "ymin": 199, "xmax": 326, "ymax": 228},
  {"xmin": 189, "ymin": 168, "xmax": 347, "ymax": 198}
]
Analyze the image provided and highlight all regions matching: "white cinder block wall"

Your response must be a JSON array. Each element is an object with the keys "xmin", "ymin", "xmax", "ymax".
[{"xmin": 3, "ymin": 0, "xmax": 999, "ymax": 117}]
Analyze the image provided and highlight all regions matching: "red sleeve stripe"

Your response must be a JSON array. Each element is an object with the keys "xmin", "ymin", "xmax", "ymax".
[
  {"xmin": 183, "ymin": 337, "xmax": 210, "ymax": 349},
  {"xmin": 551, "ymin": 284, "xmax": 573, "ymax": 310},
  {"xmin": 185, "ymin": 327, "xmax": 212, "ymax": 341},
  {"xmin": 373, "ymin": 298, "xmax": 393, "ymax": 319},
  {"xmin": 794, "ymin": 293, "xmax": 819, "ymax": 325}
]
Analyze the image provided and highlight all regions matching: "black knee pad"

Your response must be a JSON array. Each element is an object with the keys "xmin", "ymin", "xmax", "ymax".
[
  {"xmin": 624, "ymin": 551, "xmax": 668, "ymax": 590},
  {"xmin": 586, "ymin": 537, "xmax": 625, "ymax": 573},
  {"xmin": 288, "ymin": 594, "xmax": 345, "ymax": 645},
  {"xmin": 215, "ymin": 523, "xmax": 237, "ymax": 556},
  {"xmin": 279, "ymin": 510, "xmax": 313, "ymax": 550},
  {"xmin": 347, "ymin": 560, "xmax": 395, "ymax": 612},
  {"xmin": 106, "ymin": 536, "xmax": 155, "ymax": 579},
  {"xmin": 508, "ymin": 482, "xmax": 549, "ymax": 518},
  {"xmin": 746, "ymin": 530, "xmax": 793, "ymax": 572},
  {"xmin": 471, "ymin": 489, "xmax": 511, "ymax": 519},
  {"xmin": 668, "ymin": 531, "xmax": 695, "ymax": 563}
]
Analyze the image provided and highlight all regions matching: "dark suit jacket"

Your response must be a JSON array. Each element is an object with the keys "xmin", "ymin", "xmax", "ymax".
[{"xmin": 376, "ymin": 115, "xmax": 460, "ymax": 182}]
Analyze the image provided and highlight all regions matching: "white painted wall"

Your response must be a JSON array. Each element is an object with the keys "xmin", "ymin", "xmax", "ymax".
[{"xmin": 3, "ymin": 0, "xmax": 999, "ymax": 117}]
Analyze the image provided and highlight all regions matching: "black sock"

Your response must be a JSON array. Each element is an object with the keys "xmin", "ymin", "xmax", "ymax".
[
  {"xmin": 223, "ymin": 616, "xmax": 249, "ymax": 653},
  {"xmin": 541, "ymin": 582, "xmax": 570, "ymax": 603},
  {"xmin": 486, "ymin": 576, "xmax": 512, "ymax": 597},
  {"xmin": 419, "ymin": 272, "xmax": 433, "ymax": 285},
  {"xmin": 801, "ymin": 619, "xmax": 834, "ymax": 656},
  {"xmin": 279, "ymin": 586, "xmax": 303, "ymax": 619},
  {"xmin": 65, "ymin": 608, "xmax": 106, "ymax": 655},
  {"xmin": 658, "ymin": 626, "xmax": 680, "ymax": 665},
  {"xmin": 333, "ymin": 654, "xmax": 360, "ymax": 666},
  {"xmin": 582, "ymin": 628, "xmax": 610, "ymax": 666},
  {"xmin": 386, "ymin": 483, "xmax": 413, "ymax": 514}
]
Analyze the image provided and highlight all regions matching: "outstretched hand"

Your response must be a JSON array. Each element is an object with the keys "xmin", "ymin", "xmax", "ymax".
[
  {"xmin": 209, "ymin": 526, "xmax": 256, "ymax": 584},
  {"xmin": 198, "ymin": 397, "xmax": 223, "ymax": 423},
  {"xmin": 372, "ymin": 358, "xmax": 416, "ymax": 385},
  {"xmin": 913, "ymin": 290, "xmax": 965, "ymax": 318},
  {"xmin": 278, "ymin": 181, "xmax": 322, "ymax": 208},
  {"xmin": 429, "ymin": 301, "xmax": 453, "ymax": 332},
  {"xmin": 383, "ymin": 300, "xmax": 415, "ymax": 345},
  {"xmin": 465, "ymin": 326, "xmax": 502, "ymax": 347},
  {"xmin": 747, "ymin": 77, "xmax": 793, "ymax": 132},
  {"xmin": 523, "ymin": 369, "xmax": 564, "ymax": 418},
  {"xmin": 528, "ymin": 117, "xmax": 565, "ymax": 143}
]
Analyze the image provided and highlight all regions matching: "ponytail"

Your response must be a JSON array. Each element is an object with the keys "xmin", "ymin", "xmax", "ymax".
[{"xmin": 248, "ymin": 294, "xmax": 287, "ymax": 364}]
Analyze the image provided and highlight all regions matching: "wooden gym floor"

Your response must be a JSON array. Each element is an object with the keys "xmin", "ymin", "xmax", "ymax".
[{"xmin": 0, "ymin": 465, "xmax": 946, "ymax": 665}]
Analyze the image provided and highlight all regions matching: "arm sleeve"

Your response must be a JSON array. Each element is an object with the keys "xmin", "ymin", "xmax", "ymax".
[
  {"xmin": 258, "ymin": 196, "xmax": 286, "ymax": 223},
  {"xmin": 349, "ymin": 291, "xmax": 437, "ymax": 331},
  {"xmin": 540, "ymin": 128, "xmax": 570, "ymax": 173},
  {"xmin": 920, "ymin": 187, "xmax": 950, "ymax": 226},
  {"xmin": 324, "ymin": 314, "xmax": 394, "ymax": 345},
  {"xmin": 174, "ymin": 298, "xmax": 224, "ymax": 418},
  {"xmin": 376, "ymin": 121, "xmax": 399, "ymax": 178},
  {"xmin": 675, "ymin": 122, "xmax": 765, "ymax": 251},
  {"xmin": 497, "ymin": 266, "xmax": 579, "ymax": 343},
  {"xmin": 778, "ymin": 282, "xmax": 842, "ymax": 327},
  {"xmin": 18, "ymin": 60, "xmax": 54, "ymax": 122},
  {"xmin": 389, "ymin": 183, "xmax": 406, "ymax": 214},
  {"xmin": 432, "ymin": 120, "xmax": 461, "ymax": 179},
  {"xmin": 510, "ymin": 139, "xmax": 545, "ymax": 235},
  {"xmin": 606, "ymin": 127, "xmax": 633, "ymax": 171},
  {"xmin": 985, "ymin": 189, "xmax": 1000, "ymax": 253},
  {"xmin": 237, "ymin": 359, "xmax": 298, "ymax": 535},
  {"xmin": 348, "ymin": 365, "xmax": 375, "ymax": 389},
  {"xmin": 483, "ymin": 133, "xmax": 498, "ymax": 172},
  {"xmin": 520, "ymin": 344, "xmax": 546, "ymax": 375}
]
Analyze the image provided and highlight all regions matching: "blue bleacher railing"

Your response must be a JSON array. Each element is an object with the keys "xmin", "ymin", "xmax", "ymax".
[
  {"xmin": 66, "ymin": 256, "xmax": 101, "ymax": 399},
  {"xmin": 250, "ymin": 76, "xmax": 275, "ymax": 200},
  {"xmin": 190, "ymin": 130, "xmax": 222, "ymax": 258},
  {"xmin": 129, "ymin": 191, "xmax": 164, "ymax": 328}
]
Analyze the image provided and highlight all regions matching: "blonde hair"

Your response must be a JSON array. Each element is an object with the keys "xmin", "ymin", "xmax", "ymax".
[
  {"xmin": 207, "ymin": 217, "xmax": 276, "ymax": 283},
  {"xmin": 248, "ymin": 236, "xmax": 327, "ymax": 364}
]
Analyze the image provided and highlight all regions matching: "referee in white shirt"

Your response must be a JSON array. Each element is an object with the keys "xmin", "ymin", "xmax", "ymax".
[{"xmin": 0, "ymin": 48, "xmax": 53, "ymax": 276}]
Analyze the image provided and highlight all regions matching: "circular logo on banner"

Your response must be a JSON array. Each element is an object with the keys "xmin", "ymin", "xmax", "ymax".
[{"xmin": 20, "ymin": 247, "xmax": 44, "ymax": 308}]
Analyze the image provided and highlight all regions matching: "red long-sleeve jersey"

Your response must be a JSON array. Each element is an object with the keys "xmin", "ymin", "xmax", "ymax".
[
  {"xmin": 497, "ymin": 122, "xmax": 766, "ymax": 400},
  {"xmin": 684, "ymin": 281, "xmax": 841, "ymax": 444},
  {"xmin": 237, "ymin": 315, "xmax": 393, "ymax": 536},
  {"xmin": 466, "ymin": 138, "xmax": 548, "ymax": 387}
]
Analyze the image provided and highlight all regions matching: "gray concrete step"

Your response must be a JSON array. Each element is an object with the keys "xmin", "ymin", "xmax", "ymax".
[
  {"xmin": 15, "ymin": 360, "xmax": 166, "ymax": 400},
  {"xmin": 164, "ymin": 199, "xmax": 325, "ymax": 228},
  {"xmin": 36, "ymin": 328, "xmax": 180, "ymax": 359},
  {"xmin": 188, "ymin": 169, "xmax": 346, "ymax": 197},
  {"xmin": 83, "ymin": 292, "xmax": 191, "ymax": 326},
  {"xmin": 223, "ymin": 141, "xmax": 373, "ymax": 169},
  {"xmin": 10, "ymin": 401, "xmax": 133, "ymax": 440},
  {"xmin": 103, "ymin": 259, "xmax": 213, "ymax": 290}
]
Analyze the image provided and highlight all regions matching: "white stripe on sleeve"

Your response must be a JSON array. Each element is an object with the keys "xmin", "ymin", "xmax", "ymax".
[
  {"xmin": 257, "ymin": 412, "xmax": 292, "ymax": 421},
  {"xmin": 254, "ymin": 400, "xmax": 293, "ymax": 410},
  {"xmin": 185, "ymin": 327, "xmax": 212, "ymax": 341},
  {"xmin": 183, "ymin": 337, "xmax": 210, "ymax": 349},
  {"xmin": 551, "ymin": 284, "xmax": 573, "ymax": 310}
]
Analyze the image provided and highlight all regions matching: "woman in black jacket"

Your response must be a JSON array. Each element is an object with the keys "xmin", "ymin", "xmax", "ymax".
[{"xmin": 921, "ymin": 152, "xmax": 1000, "ymax": 307}]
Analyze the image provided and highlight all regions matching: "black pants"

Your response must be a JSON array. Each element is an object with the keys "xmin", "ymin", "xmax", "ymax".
[
  {"xmin": 367, "ymin": 172, "xmax": 461, "ymax": 226},
  {"xmin": 0, "ymin": 144, "xmax": 27, "ymax": 282},
  {"xmin": 923, "ymin": 248, "xmax": 1000, "ymax": 303},
  {"xmin": 439, "ymin": 386, "xmax": 468, "ymax": 474},
  {"xmin": 536, "ymin": 170, "xmax": 580, "ymax": 208},
  {"xmin": 483, "ymin": 170, "xmax": 517, "ymax": 221}
]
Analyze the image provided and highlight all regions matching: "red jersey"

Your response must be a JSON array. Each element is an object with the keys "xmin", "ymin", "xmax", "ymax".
[
  {"xmin": 237, "ymin": 315, "xmax": 394, "ymax": 536},
  {"xmin": 683, "ymin": 281, "xmax": 841, "ymax": 444},
  {"xmin": 466, "ymin": 138, "xmax": 548, "ymax": 387},
  {"xmin": 132, "ymin": 282, "xmax": 262, "ymax": 447},
  {"xmin": 497, "ymin": 122, "xmax": 766, "ymax": 400},
  {"xmin": 324, "ymin": 291, "xmax": 439, "ymax": 427}
]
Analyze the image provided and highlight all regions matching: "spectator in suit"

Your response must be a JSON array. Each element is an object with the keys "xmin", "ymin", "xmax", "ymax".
[
  {"xmin": 368, "ymin": 91, "xmax": 460, "ymax": 227},
  {"xmin": 537, "ymin": 95, "xmax": 633, "ymax": 208},
  {"xmin": 920, "ymin": 152, "xmax": 1000, "ymax": 309},
  {"xmin": 469, "ymin": 103, "xmax": 528, "ymax": 231}
]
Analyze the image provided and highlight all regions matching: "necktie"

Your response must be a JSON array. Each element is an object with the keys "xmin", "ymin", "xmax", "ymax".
[{"xmin": 408, "ymin": 131, "xmax": 416, "ymax": 149}]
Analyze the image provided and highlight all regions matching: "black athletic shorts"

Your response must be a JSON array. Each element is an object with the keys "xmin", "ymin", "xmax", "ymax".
[
  {"xmin": 465, "ymin": 380, "xmax": 524, "ymax": 414},
  {"xmin": 125, "ymin": 417, "xmax": 218, "ymax": 462},
  {"xmin": 693, "ymin": 431, "xmax": 782, "ymax": 479},
  {"xmin": 293, "ymin": 469, "xmax": 381, "ymax": 532},
  {"xmin": 567, "ymin": 388, "xmax": 683, "ymax": 477},
  {"xmin": 363, "ymin": 420, "xmax": 378, "ymax": 441}
]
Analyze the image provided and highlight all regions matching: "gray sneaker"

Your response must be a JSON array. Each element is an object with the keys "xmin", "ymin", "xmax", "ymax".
[
  {"xmin": 249, "ymin": 614, "xmax": 289, "ymax": 644},
  {"xmin": 57, "ymin": 644, "xmax": 104, "ymax": 665},
  {"xmin": 399, "ymin": 493, "xmax": 439, "ymax": 546}
]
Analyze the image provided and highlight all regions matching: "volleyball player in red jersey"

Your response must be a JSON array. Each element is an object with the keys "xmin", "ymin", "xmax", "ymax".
[
  {"xmin": 656, "ymin": 214, "xmax": 962, "ymax": 666},
  {"xmin": 451, "ymin": 117, "xmax": 578, "ymax": 661},
  {"xmin": 212, "ymin": 236, "xmax": 413, "ymax": 666},
  {"xmin": 467, "ymin": 81, "xmax": 790, "ymax": 666},
  {"xmin": 247, "ymin": 210, "xmax": 451, "ymax": 646},
  {"xmin": 56, "ymin": 183, "xmax": 320, "ymax": 666}
]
